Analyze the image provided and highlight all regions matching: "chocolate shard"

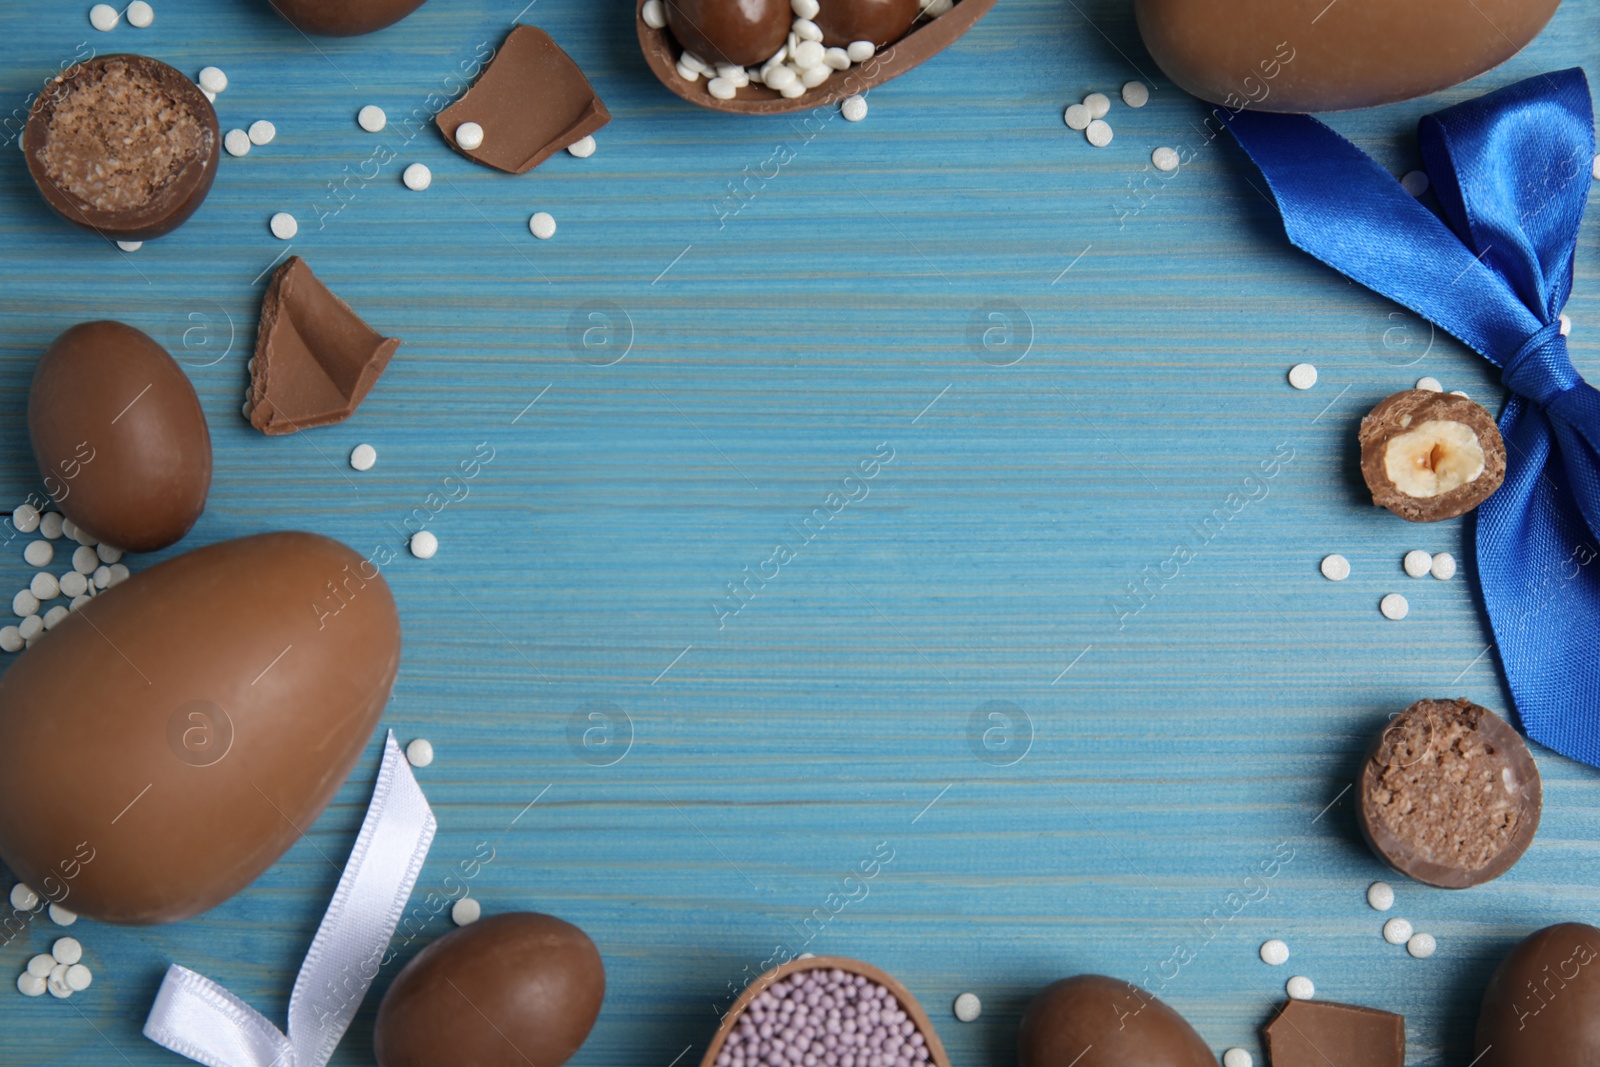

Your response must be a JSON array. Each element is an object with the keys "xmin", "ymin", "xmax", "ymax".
[
  {"xmin": 248, "ymin": 257, "xmax": 400, "ymax": 435},
  {"xmin": 437, "ymin": 25, "xmax": 610, "ymax": 175},
  {"xmin": 1264, "ymin": 1000, "xmax": 1404, "ymax": 1067}
]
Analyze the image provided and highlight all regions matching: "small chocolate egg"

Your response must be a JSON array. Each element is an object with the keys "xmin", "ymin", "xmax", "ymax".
[
  {"xmin": 375, "ymin": 912, "xmax": 605, "ymax": 1067},
  {"xmin": 815, "ymin": 0, "xmax": 922, "ymax": 48},
  {"xmin": 0, "ymin": 532, "xmax": 399, "ymax": 924},
  {"xmin": 665, "ymin": 0, "xmax": 791, "ymax": 67},
  {"xmin": 1474, "ymin": 923, "xmax": 1600, "ymax": 1067},
  {"xmin": 1135, "ymin": 0, "xmax": 1560, "ymax": 112},
  {"xmin": 1019, "ymin": 975, "xmax": 1215, "ymax": 1067},
  {"xmin": 269, "ymin": 0, "xmax": 429, "ymax": 36},
  {"xmin": 29, "ymin": 321, "xmax": 211, "ymax": 553}
]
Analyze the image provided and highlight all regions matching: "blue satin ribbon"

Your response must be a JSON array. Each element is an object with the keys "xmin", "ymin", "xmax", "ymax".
[{"xmin": 1223, "ymin": 70, "xmax": 1600, "ymax": 768}]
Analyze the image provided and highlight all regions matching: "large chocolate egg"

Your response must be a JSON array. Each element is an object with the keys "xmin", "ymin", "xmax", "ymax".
[
  {"xmin": 374, "ymin": 912, "xmax": 605, "ymax": 1067},
  {"xmin": 0, "ymin": 532, "xmax": 399, "ymax": 924},
  {"xmin": 1135, "ymin": 0, "xmax": 1560, "ymax": 112},
  {"xmin": 815, "ymin": 0, "xmax": 921, "ymax": 48},
  {"xmin": 29, "ymin": 321, "xmax": 211, "ymax": 553},
  {"xmin": 1474, "ymin": 923, "xmax": 1600, "ymax": 1067},
  {"xmin": 269, "ymin": 0, "xmax": 429, "ymax": 36},
  {"xmin": 1019, "ymin": 976, "xmax": 1214, "ymax": 1067},
  {"xmin": 665, "ymin": 0, "xmax": 790, "ymax": 67}
]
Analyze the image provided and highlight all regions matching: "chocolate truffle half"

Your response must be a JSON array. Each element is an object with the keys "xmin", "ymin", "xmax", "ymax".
[
  {"xmin": 24, "ymin": 55, "xmax": 219, "ymax": 241},
  {"xmin": 1358, "ymin": 698, "xmax": 1541, "ymax": 889},
  {"xmin": 1358, "ymin": 390, "xmax": 1505, "ymax": 522}
]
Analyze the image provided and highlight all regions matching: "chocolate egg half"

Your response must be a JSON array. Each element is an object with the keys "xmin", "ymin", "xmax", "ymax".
[
  {"xmin": 29, "ymin": 321, "xmax": 212, "ymax": 553},
  {"xmin": 815, "ymin": 0, "xmax": 922, "ymax": 48},
  {"xmin": 375, "ymin": 912, "xmax": 605, "ymax": 1067},
  {"xmin": 1135, "ymin": 0, "xmax": 1560, "ymax": 112},
  {"xmin": 269, "ymin": 0, "xmax": 430, "ymax": 36},
  {"xmin": 1019, "ymin": 976, "xmax": 1214, "ymax": 1067},
  {"xmin": 666, "ymin": 0, "xmax": 791, "ymax": 67},
  {"xmin": 1474, "ymin": 923, "xmax": 1600, "ymax": 1067},
  {"xmin": 0, "ymin": 532, "xmax": 399, "ymax": 924}
]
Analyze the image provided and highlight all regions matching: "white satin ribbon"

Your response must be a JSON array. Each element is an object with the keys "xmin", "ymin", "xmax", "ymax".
[{"xmin": 144, "ymin": 731, "xmax": 436, "ymax": 1067}]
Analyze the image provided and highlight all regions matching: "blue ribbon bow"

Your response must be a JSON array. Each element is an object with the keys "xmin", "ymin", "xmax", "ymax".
[{"xmin": 1223, "ymin": 70, "xmax": 1600, "ymax": 768}]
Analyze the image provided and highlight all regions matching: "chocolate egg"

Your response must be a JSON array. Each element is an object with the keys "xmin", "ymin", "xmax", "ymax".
[
  {"xmin": 0, "ymin": 532, "xmax": 399, "ymax": 924},
  {"xmin": 815, "ymin": 0, "xmax": 922, "ymax": 48},
  {"xmin": 269, "ymin": 0, "xmax": 429, "ymax": 36},
  {"xmin": 1019, "ymin": 976, "xmax": 1214, "ymax": 1067},
  {"xmin": 1474, "ymin": 923, "xmax": 1600, "ymax": 1067},
  {"xmin": 29, "ymin": 321, "xmax": 211, "ymax": 553},
  {"xmin": 374, "ymin": 912, "xmax": 605, "ymax": 1067},
  {"xmin": 1134, "ymin": 0, "xmax": 1560, "ymax": 112},
  {"xmin": 665, "ymin": 0, "xmax": 790, "ymax": 67}
]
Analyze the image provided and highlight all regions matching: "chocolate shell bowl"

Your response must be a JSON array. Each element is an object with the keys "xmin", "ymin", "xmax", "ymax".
[{"xmin": 637, "ymin": 0, "xmax": 998, "ymax": 116}]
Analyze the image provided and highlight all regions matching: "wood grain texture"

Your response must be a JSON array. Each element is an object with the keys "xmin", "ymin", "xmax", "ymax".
[{"xmin": 0, "ymin": 0, "xmax": 1596, "ymax": 1064}]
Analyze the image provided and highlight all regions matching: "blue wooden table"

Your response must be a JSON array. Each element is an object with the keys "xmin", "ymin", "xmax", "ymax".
[{"xmin": 1, "ymin": 1, "xmax": 1597, "ymax": 1063}]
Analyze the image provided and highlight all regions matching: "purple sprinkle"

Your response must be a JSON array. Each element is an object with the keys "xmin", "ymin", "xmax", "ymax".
[{"xmin": 722, "ymin": 969, "xmax": 928, "ymax": 1067}]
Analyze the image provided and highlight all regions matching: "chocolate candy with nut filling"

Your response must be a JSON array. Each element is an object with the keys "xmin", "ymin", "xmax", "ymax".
[
  {"xmin": 1359, "ymin": 390, "xmax": 1506, "ymax": 522},
  {"xmin": 375, "ymin": 912, "xmax": 605, "ymax": 1067},
  {"xmin": 1135, "ymin": 0, "xmax": 1560, "ymax": 112},
  {"xmin": 268, "ymin": 0, "xmax": 429, "ymax": 36},
  {"xmin": 815, "ymin": 0, "xmax": 922, "ymax": 48},
  {"xmin": 0, "ymin": 532, "xmax": 399, "ymax": 924},
  {"xmin": 30, "ymin": 321, "xmax": 211, "ymax": 553},
  {"xmin": 1018, "ymin": 975, "xmax": 1214, "ymax": 1067},
  {"xmin": 23, "ymin": 55, "xmax": 219, "ymax": 241},
  {"xmin": 1474, "ymin": 923, "xmax": 1600, "ymax": 1067},
  {"xmin": 1358, "ymin": 698, "xmax": 1540, "ymax": 889},
  {"xmin": 1264, "ymin": 1000, "xmax": 1404, "ymax": 1066},
  {"xmin": 665, "ymin": 0, "xmax": 790, "ymax": 67}
]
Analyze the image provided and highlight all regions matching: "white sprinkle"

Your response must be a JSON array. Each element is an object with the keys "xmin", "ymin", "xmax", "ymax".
[
  {"xmin": 409, "ymin": 531, "xmax": 438, "ymax": 560},
  {"xmin": 203, "ymin": 89, "xmax": 216, "ymax": 103},
  {"xmin": 841, "ymin": 94, "xmax": 868, "ymax": 122},
  {"xmin": 117, "ymin": 241, "xmax": 143, "ymax": 252},
  {"xmin": 12, "ymin": 504, "xmax": 40, "ymax": 533},
  {"xmin": 1063, "ymin": 103, "xmax": 1091, "ymax": 130},
  {"xmin": 675, "ymin": 60, "xmax": 700, "ymax": 83},
  {"xmin": 60, "ymin": 517, "xmax": 78, "ymax": 542},
  {"xmin": 1407, "ymin": 932, "xmax": 1437, "ymax": 959},
  {"xmin": 406, "ymin": 738, "xmax": 435, "ymax": 767},
  {"xmin": 779, "ymin": 80, "xmax": 806, "ymax": 99},
  {"xmin": 451, "ymin": 896, "xmax": 481, "ymax": 926},
  {"xmin": 69, "ymin": 521, "xmax": 95, "ymax": 546},
  {"xmin": 791, "ymin": 0, "xmax": 820, "ymax": 17},
  {"xmin": 567, "ymin": 135, "xmax": 596, "ymax": 158},
  {"xmin": 0, "ymin": 627, "xmax": 20, "ymax": 653},
  {"xmin": 1085, "ymin": 119, "xmax": 1113, "ymax": 148},
  {"xmin": 269, "ymin": 212, "xmax": 298, "ymax": 240},
  {"xmin": 403, "ymin": 163, "xmax": 432, "ymax": 191},
  {"xmin": 1415, "ymin": 376, "xmax": 1443, "ymax": 392},
  {"xmin": 349, "ymin": 444, "xmax": 377, "ymax": 471},
  {"xmin": 708, "ymin": 77, "xmax": 738, "ymax": 100},
  {"xmin": 107, "ymin": 563, "xmax": 130, "ymax": 587},
  {"xmin": 30, "ymin": 573, "xmax": 58, "ymax": 601},
  {"xmin": 248, "ymin": 120, "xmax": 277, "ymax": 146},
  {"xmin": 1222, "ymin": 1051, "xmax": 1253, "ymax": 1067},
  {"xmin": 1403, "ymin": 550, "xmax": 1433, "ymax": 578},
  {"xmin": 49, "ymin": 903, "xmax": 76, "ymax": 927},
  {"xmin": 65, "ymin": 964, "xmax": 92, "ymax": 991},
  {"xmin": 793, "ymin": 19, "xmax": 823, "ymax": 42},
  {"xmin": 1592, "ymin": 153, "xmax": 1599, "ymax": 181},
  {"xmin": 1285, "ymin": 976, "xmax": 1314, "ymax": 1001},
  {"xmin": 529, "ymin": 211, "xmax": 557, "ymax": 240},
  {"xmin": 13, "ymin": 590, "xmax": 39, "ymax": 618},
  {"xmin": 952, "ymin": 992, "xmax": 981, "ymax": 1022},
  {"xmin": 641, "ymin": 0, "xmax": 667, "ymax": 28},
  {"xmin": 1558, "ymin": 313, "xmax": 1571, "ymax": 337},
  {"xmin": 27, "ymin": 954, "xmax": 55, "ymax": 978},
  {"xmin": 358, "ymin": 105, "xmax": 388, "ymax": 133},
  {"xmin": 96, "ymin": 544, "xmax": 122, "ymax": 564},
  {"xmin": 1082, "ymin": 92, "xmax": 1111, "ymax": 119},
  {"xmin": 800, "ymin": 65, "xmax": 831, "ymax": 88},
  {"xmin": 42, "ymin": 606, "xmax": 69, "ymax": 631},
  {"xmin": 51, "ymin": 938, "xmax": 82, "ymax": 965},
  {"xmin": 763, "ymin": 64, "xmax": 797, "ymax": 90},
  {"xmin": 197, "ymin": 66, "xmax": 228, "ymax": 94},
  {"xmin": 1401, "ymin": 170, "xmax": 1430, "ymax": 197},
  {"xmin": 1320, "ymin": 554, "xmax": 1351, "ymax": 582},
  {"xmin": 1121, "ymin": 80, "xmax": 1149, "ymax": 108},
  {"xmin": 1151, "ymin": 146, "xmax": 1180, "ymax": 172},
  {"xmin": 846, "ymin": 40, "xmax": 874, "ymax": 63},
  {"xmin": 1288, "ymin": 363, "xmax": 1318, "ymax": 390},
  {"xmin": 126, "ymin": 0, "xmax": 154, "ymax": 27},
  {"xmin": 18, "ymin": 616, "xmax": 42, "ymax": 640},
  {"xmin": 680, "ymin": 51, "xmax": 712, "ymax": 76},
  {"xmin": 59, "ymin": 572, "xmax": 88, "ymax": 599},
  {"xmin": 1449, "ymin": 389, "xmax": 1470, "ymax": 398},
  {"xmin": 224, "ymin": 130, "xmax": 250, "ymax": 157},
  {"xmin": 17, "ymin": 972, "xmax": 46, "ymax": 997},
  {"xmin": 1380, "ymin": 593, "xmax": 1409, "ymax": 621},
  {"xmin": 89, "ymin": 4, "xmax": 119, "ymax": 31},
  {"xmin": 1383, "ymin": 917, "xmax": 1413, "ymax": 944},
  {"xmin": 39, "ymin": 512, "xmax": 63, "ymax": 539},
  {"xmin": 455, "ymin": 121, "xmax": 485, "ymax": 151},
  {"xmin": 69, "ymin": 595, "xmax": 91, "ymax": 611},
  {"xmin": 46, "ymin": 963, "xmax": 72, "ymax": 998},
  {"xmin": 792, "ymin": 40, "xmax": 825, "ymax": 69},
  {"xmin": 1367, "ymin": 881, "xmax": 1395, "ymax": 911},
  {"xmin": 1431, "ymin": 552, "xmax": 1457, "ymax": 581},
  {"xmin": 24, "ymin": 540, "xmax": 53, "ymax": 568},
  {"xmin": 824, "ymin": 47, "xmax": 851, "ymax": 71},
  {"xmin": 92, "ymin": 566, "xmax": 111, "ymax": 590},
  {"xmin": 1259, "ymin": 939, "xmax": 1289, "ymax": 966}
]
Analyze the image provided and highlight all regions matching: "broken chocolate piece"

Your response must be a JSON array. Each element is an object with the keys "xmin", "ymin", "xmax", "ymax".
[
  {"xmin": 1264, "ymin": 1000, "xmax": 1404, "ymax": 1067},
  {"xmin": 1358, "ymin": 698, "xmax": 1541, "ymax": 889},
  {"xmin": 23, "ymin": 54, "xmax": 220, "ymax": 241},
  {"xmin": 248, "ymin": 257, "xmax": 400, "ymax": 435},
  {"xmin": 436, "ymin": 25, "xmax": 609, "ymax": 175},
  {"xmin": 1358, "ymin": 389, "xmax": 1505, "ymax": 522}
]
